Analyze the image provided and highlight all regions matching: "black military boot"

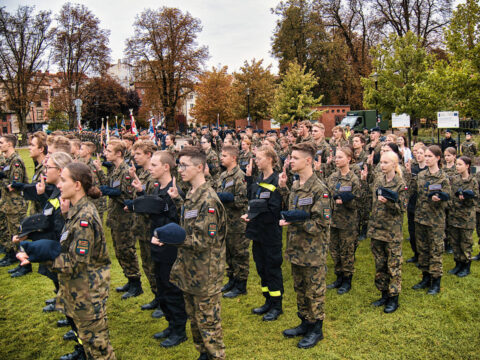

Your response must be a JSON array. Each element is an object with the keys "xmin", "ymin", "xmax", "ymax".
[
  {"xmin": 473, "ymin": 252, "xmax": 480, "ymax": 261},
  {"xmin": 372, "ymin": 291, "xmax": 389, "ymax": 307},
  {"xmin": 8, "ymin": 265, "xmax": 21, "ymax": 274},
  {"xmin": 122, "ymin": 278, "xmax": 143, "ymax": 300},
  {"xmin": 160, "ymin": 325, "xmax": 187, "ymax": 348},
  {"xmin": 283, "ymin": 314, "xmax": 308, "ymax": 338},
  {"xmin": 384, "ymin": 295, "xmax": 399, "ymax": 313},
  {"xmin": 0, "ymin": 250, "xmax": 17, "ymax": 267},
  {"xmin": 297, "ymin": 320, "xmax": 324, "ymax": 349},
  {"xmin": 427, "ymin": 277, "xmax": 441, "ymax": 295},
  {"xmin": 59, "ymin": 344, "xmax": 86, "ymax": 360},
  {"xmin": 11, "ymin": 263, "xmax": 32, "ymax": 278},
  {"xmin": 115, "ymin": 280, "xmax": 130, "ymax": 293},
  {"xmin": 358, "ymin": 225, "xmax": 368, "ymax": 241},
  {"xmin": 153, "ymin": 325, "xmax": 172, "ymax": 339},
  {"xmin": 57, "ymin": 319, "xmax": 70, "ymax": 327},
  {"xmin": 197, "ymin": 353, "xmax": 209, "ymax": 360},
  {"xmin": 337, "ymin": 275, "xmax": 352, "ymax": 295},
  {"xmin": 0, "ymin": 244, "xmax": 5, "ymax": 254},
  {"xmin": 412, "ymin": 272, "xmax": 431, "ymax": 290},
  {"xmin": 327, "ymin": 273, "xmax": 343, "ymax": 289},
  {"xmin": 252, "ymin": 295, "xmax": 271, "ymax": 315},
  {"xmin": 448, "ymin": 261, "xmax": 462, "ymax": 275},
  {"xmin": 43, "ymin": 303, "xmax": 56, "ymax": 312},
  {"xmin": 223, "ymin": 280, "xmax": 247, "ymax": 299},
  {"xmin": 406, "ymin": 256, "xmax": 418, "ymax": 263},
  {"xmin": 63, "ymin": 329, "xmax": 77, "ymax": 341},
  {"xmin": 151, "ymin": 306, "xmax": 165, "ymax": 319},
  {"xmin": 263, "ymin": 297, "xmax": 282, "ymax": 321},
  {"xmin": 45, "ymin": 298, "xmax": 56, "ymax": 305},
  {"xmin": 445, "ymin": 243, "xmax": 453, "ymax": 254},
  {"xmin": 221, "ymin": 277, "xmax": 235, "ymax": 293},
  {"xmin": 141, "ymin": 298, "xmax": 158, "ymax": 310},
  {"xmin": 457, "ymin": 262, "xmax": 471, "ymax": 277}
]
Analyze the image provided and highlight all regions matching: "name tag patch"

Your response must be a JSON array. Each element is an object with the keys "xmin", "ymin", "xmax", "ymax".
[
  {"xmin": 224, "ymin": 180, "xmax": 234, "ymax": 188},
  {"xmin": 208, "ymin": 223, "xmax": 217, "ymax": 237},
  {"xmin": 339, "ymin": 186, "xmax": 352, "ymax": 192},
  {"xmin": 75, "ymin": 239, "xmax": 89, "ymax": 256},
  {"xmin": 60, "ymin": 231, "xmax": 69, "ymax": 243},
  {"xmin": 185, "ymin": 209, "xmax": 198, "ymax": 219},
  {"xmin": 298, "ymin": 197, "xmax": 313, "ymax": 206},
  {"xmin": 3, "ymin": 165, "xmax": 10, "ymax": 171},
  {"xmin": 43, "ymin": 208, "xmax": 53, "ymax": 216},
  {"xmin": 112, "ymin": 180, "xmax": 121, "ymax": 188},
  {"xmin": 429, "ymin": 184, "xmax": 442, "ymax": 191},
  {"xmin": 259, "ymin": 191, "xmax": 271, "ymax": 199}
]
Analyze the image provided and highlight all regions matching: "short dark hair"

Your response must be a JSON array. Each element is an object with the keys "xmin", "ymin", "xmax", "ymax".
[
  {"xmin": 2, "ymin": 134, "xmax": 17, "ymax": 147},
  {"xmin": 221, "ymin": 145, "xmax": 239, "ymax": 159},
  {"xmin": 178, "ymin": 146, "xmax": 206, "ymax": 168},
  {"xmin": 292, "ymin": 142, "xmax": 316, "ymax": 159}
]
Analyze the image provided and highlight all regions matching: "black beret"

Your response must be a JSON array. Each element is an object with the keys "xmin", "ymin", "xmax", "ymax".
[
  {"xmin": 247, "ymin": 199, "xmax": 269, "ymax": 219},
  {"xmin": 281, "ymin": 210, "xmax": 310, "ymax": 223},
  {"xmin": 20, "ymin": 239, "xmax": 61, "ymax": 263},
  {"xmin": 154, "ymin": 223, "xmax": 186, "ymax": 245},
  {"xmin": 217, "ymin": 192, "xmax": 234, "ymax": 203},
  {"xmin": 376, "ymin": 187, "xmax": 399, "ymax": 202}
]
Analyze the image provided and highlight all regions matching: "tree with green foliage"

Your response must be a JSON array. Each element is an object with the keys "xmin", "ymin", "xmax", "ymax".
[
  {"xmin": 362, "ymin": 32, "xmax": 431, "ymax": 122},
  {"xmin": 270, "ymin": 61, "xmax": 323, "ymax": 124},
  {"xmin": 231, "ymin": 59, "xmax": 276, "ymax": 124}
]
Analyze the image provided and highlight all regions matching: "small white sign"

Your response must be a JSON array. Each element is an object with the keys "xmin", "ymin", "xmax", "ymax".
[
  {"xmin": 392, "ymin": 113, "xmax": 410, "ymax": 128},
  {"xmin": 437, "ymin": 111, "xmax": 459, "ymax": 128},
  {"xmin": 74, "ymin": 98, "xmax": 83, "ymax": 107}
]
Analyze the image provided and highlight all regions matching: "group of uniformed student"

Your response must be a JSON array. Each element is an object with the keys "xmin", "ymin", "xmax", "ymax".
[{"xmin": 0, "ymin": 121, "xmax": 479, "ymax": 360}]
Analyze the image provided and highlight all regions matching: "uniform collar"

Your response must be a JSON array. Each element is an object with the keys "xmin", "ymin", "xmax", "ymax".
[
  {"xmin": 66, "ymin": 196, "xmax": 89, "ymax": 220},
  {"xmin": 292, "ymin": 173, "xmax": 316, "ymax": 191},
  {"xmin": 225, "ymin": 165, "xmax": 240, "ymax": 177},
  {"xmin": 186, "ymin": 181, "xmax": 209, "ymax": 204}
]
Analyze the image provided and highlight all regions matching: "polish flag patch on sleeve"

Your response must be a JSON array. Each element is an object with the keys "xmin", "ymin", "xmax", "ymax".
[
  {"xmin": 208, "ymin": 207, "xmax": 215, "ymax": 214},
  {"xmin": 323, "ymin": 193, "xmax": 329, "ymax": 198},
  {"xmin": 80, "ymin": 220, "xmax": 89, "ymax": 227}
]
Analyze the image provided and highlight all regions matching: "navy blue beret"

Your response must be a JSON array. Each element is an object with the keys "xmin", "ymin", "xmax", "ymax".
[
  {"xmin": 154, "ymin": 223, "xmax": 186, "ymax": 245},
  {"xmin": 281, "ymin": 210, "xmax": 310, "ymax": 223},
  {"xmin": 217, "ymin": 192, "xmax": 234, "ymax": 203},
  {"xmin": 20, "ymin": 240, "xmax": 61, "ymax": 263}
]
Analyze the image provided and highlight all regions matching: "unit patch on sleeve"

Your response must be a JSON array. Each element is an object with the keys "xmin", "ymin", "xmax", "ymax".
[
  {"xmin": 208, "ymin": 223, "xmax": 217, "ymax": 237},
  {"xmin": 323, "ymin": 208, "xmax": 331, "ymax": 220},
  {"xmin": 75, "ymin": 239, "xmax": 90, "ymax": 256}
]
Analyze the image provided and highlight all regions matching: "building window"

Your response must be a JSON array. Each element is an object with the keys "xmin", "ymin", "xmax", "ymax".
[
  {"xmin": 190, "ymin": 104, "xmax": 194, "ymax": 109},
  {"xmin": 37, "ymin": 110, "xmax": 43, "ymax": 121},
  {"xmin": 337, "ymin": 109, "xmax": 340, "ymax": 113},
  {"xmin": 342, "ymin": 109, "xmax": 345, "ymax": 112},
  {"xmin": 2, "ymin": 127, "xmax": 7, "ymax": 134}
]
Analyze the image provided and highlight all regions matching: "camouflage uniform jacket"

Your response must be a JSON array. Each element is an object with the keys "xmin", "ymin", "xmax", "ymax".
[
  {"xmin": 105, "ymin": 161, "xmax": 134, "ymax": 229},
  {"xmin": 367, "ymin": 173, "xmax": 407, "ymax": 242},
  {"xmin": 0, "ymin": 152, "xmax": 28, "ymax": 214},
  {"xmin": 296, "ymin": 134, "xmax": 314, "ymax": 144},
  {"xmin": 212, "ymin": 135, "xmax": 223, "ymax": 153},
  {"xmin": 443, "ymin": 165, "xmax": 457, "ymax": 183},
  {"xmin": 53, "ymin": 196, "xmax": 111, "ymax": 321},
  {"xmin": 85, "ymin": 158, "xmax": 107, "ymax": 214},
  {"xmin": 238, "ymin": 150, "xmax": 253, "ymax": 173},
  {"xmin": 280, "ymin": 174, "xmax": 330, "ymax": 267},
  {"xmin": 448, "ymin": 174, "xmax": 478, "ymax": 229},
  {"xmin": 476, "ymin": 172, "xmax": 480, "ymax": 213},
  {"xmin": 461, "ymin": 140, "xmax": 477, "ymax": 158},
  {"xmin": 326, "ymin": 169, "xmax": 361, "ymax": 230},
  {"xmin": 206, "ymin": 147, "xmax": 220, "ymax": 178},
  {"xmin": 313, "ymin": 138, "xmax": 331, "ymax": 163},
  {"xmin": 414, "ymin": 168, "xmax": 451, "ymax": 227},
  {"xmin": 132, "ymin": 167, "xmax": 155, "ymax": 233},
  {"xmin": 124, "ymin": 149, "xmax": 134, "ymax": 164},
  {"xmin": 215, "ymin": 166, "xmax": 248, "ymax": 234},
  {"xmin": 170, "ymin": 182, "xmax": 227, "ymax": 296},
  {"xmin": 30, "ymin": 161, "xmax": 45, "ymax": 215}
]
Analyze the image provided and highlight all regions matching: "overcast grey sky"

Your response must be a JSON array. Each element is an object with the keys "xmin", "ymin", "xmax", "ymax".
[{"xmin": 4, "ymin": 0, "xmax": 279, "ymax": 73}]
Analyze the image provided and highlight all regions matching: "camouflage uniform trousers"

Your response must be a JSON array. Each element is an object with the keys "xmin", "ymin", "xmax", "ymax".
[
  {"xmin": 75, "ymin": 317, "xmax": 116, "ymax": 360},
  {"xmin": 446, "ymin": 226, "xmax": 474, "ymax": 263},
  {"xmin": 5, "ymin": 209, "xmax": 27, "ymax": 251},
  {"xmin": 370, "ymin": 239, "xmax": 402, "ymax": 296},
  {"xmin": 291, "ymin": 263, "xmax": 326, "ymax": 322},
  {"xmin": 415, "ymin": 223, "xmax": 444, "ymax": 277},
  {"xmin": 0, "ymin": 211, "xmax": 8, "ymax": 250},
  {"xmin": 225, "ymin": 232, "xmax": 250, "ymax": 281},
  {"xmin": 184, "ymin": 292, "xmax": 225, "ymax": 360},
  {"xmin": 110, "ymin": 220, "xmax": 141, "ymax": 279},
  {"xmin": 358, "ymin": 188, "xmax": 370, "ymax": 233},
  {"xmin": 329, "ymin": 227, "xmax": 358, "ymax": 276},
  {"xmin": 476, "ymin": 212, "xmax": 480, "ymax": 246}
]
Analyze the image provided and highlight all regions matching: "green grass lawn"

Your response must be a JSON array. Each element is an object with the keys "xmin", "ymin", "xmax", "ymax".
[{"xmin": 1, "ymin": 149, "xmax": 479, "ymax": 359}]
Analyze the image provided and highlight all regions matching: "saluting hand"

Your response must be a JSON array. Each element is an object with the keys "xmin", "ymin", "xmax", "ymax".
[
  {"xmin": 279, "ymin": 167, "xmax": 288, "ymax": 188},
  {"xmin": 246, "ymin": 158, "xmax": 253, "ymax": 177},
  {"xmin": 361, "ymin": 165, "xmax": 368, "ymax": 181},
  {"xmin": 167, "ymin": 177, "xmax": 179, "ymax": 199},
  {"xmin": 36, "ymin": 174, "xmax": 46, "ymax": 195}
]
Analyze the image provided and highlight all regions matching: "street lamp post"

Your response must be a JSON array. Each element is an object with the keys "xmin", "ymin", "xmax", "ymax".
[
  {"xmin": 30, "ymin": 101, "xmax": 35, "ymax": 130},
  {"xmin": 371, "ymin": 72, "xmax": 379, "ymax": 124},
  {"xmin": 246, "ymin": 87, "xmax": 251, "ymax": 127}
]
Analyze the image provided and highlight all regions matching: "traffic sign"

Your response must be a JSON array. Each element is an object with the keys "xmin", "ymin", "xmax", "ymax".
[{"xmin": 437, "ymin": 111, "xmax": 459, "ymax": 128}]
